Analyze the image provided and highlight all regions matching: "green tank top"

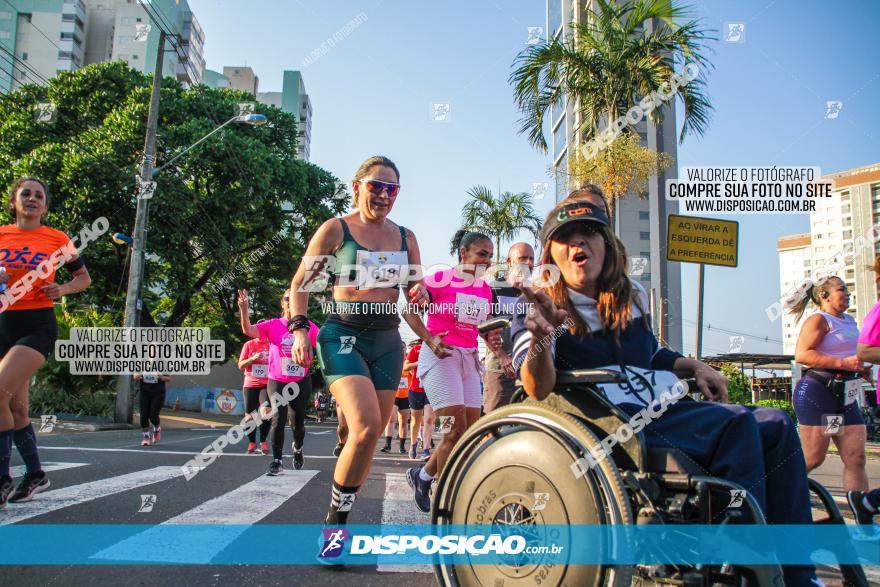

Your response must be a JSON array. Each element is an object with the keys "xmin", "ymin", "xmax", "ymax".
[{"xmin": 332, "ymin": 218, "xmax": 408, "ymax": 288}]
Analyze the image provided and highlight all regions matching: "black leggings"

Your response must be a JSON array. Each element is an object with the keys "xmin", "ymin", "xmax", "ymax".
[
  {"xmin": 267, "ymin": 377, "xmax": 311, "ymax": 460},
  {"xmin": 243, "ymin": 386, "xmax": 271, "ymax": 443},
  {"xmin": 139, "ymin": 390, "xmax": 165, "ymax": 429}
]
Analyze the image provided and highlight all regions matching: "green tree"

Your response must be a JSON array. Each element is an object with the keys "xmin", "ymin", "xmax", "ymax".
[
  {"xmin": 719, "ymin": 363, "xmax": 751, "ymax": 405},
  {"xmin": 0, "ymin": 61, "xmax": 343, "ymax": 355},
  {"xmin": 459, "ymin": 186, "xmax": 542, "ymax": 263},
  {"xmin": 510, "ymin": 0, "xmax": 713, "ymax": 165}
]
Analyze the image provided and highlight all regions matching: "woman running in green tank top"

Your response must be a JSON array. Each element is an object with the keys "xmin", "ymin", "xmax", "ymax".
[{"xmin": 286, "ymin": 156, "xmax": 431, "ymax": 533}]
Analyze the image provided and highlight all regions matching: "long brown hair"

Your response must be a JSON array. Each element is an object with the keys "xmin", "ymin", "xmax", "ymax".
[{"xmin": 539, "ymin": 189, "xmax": 646, "ymax": 337}]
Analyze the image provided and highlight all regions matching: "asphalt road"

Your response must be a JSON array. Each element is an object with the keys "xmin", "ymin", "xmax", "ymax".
[
  {"xmin": 3, "ymin": 422, "xmax": 437, "ymax": 587},
  {"xmin": 3, "ymin": 419, "xmax": 879, "ymax": 586}
]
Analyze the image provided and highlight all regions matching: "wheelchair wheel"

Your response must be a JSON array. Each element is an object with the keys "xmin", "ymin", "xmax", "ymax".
[{"xmin": 432, "ymin": 403, "xmax": 634, "ymax": 587}]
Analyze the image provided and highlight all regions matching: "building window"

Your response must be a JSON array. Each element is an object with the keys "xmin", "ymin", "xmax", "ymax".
[
  {"xmin": 548, "ymin": 0, "xmax": 562, "ymax": 37},
  {"xmin": 20, "ymin": 51, "xmax": 26, "ymax": 60},
  {"xmin": 639, "ymin": 211, "xmax": 649, "ymax": 220},
  {"xmin": 803, "ymin": 260, "xmax": 810, "ymax": 267},
  {"xmin": 641, "ymin": 273, "xmax": 651, "ymax": 281},
  {"xmin": 843, "ymin": 229, "xmax": 852, "ymax": 239},
  {"xmin": 640, "ymin": 251, "xmax": 651, "ymax": 259},
  {"xmin": 872, "ymin": 184, "xmax": 880, "ymax": 201},
  {"xmin": 841, "ymin": 193, "xmax": 850, "ymax": 202},
  {"xmin": 132, "ymin": 54, "xmax": 138, "ymax": 60},
  {"xmin": 640, "ymin": 231, "xmax": 650, "ymax": 241},
  {"xmin": 842, "ymin": 203, "xmax": 851, "ymax": 214},
  {"xmin": 553, "ymin": 115, "xmax": 566, "ymax": 160},
  {"xmin": 552, "ymin": 93, "xmax": 565, "ymax": 124}
]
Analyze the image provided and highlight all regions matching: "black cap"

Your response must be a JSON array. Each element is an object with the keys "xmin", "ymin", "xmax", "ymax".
[{"xmin": 539, "ymin": 201, "xmax": 610, "ymax": 242}]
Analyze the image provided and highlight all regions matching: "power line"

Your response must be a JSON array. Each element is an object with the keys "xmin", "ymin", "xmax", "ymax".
[{"xmin": 682, "ymin": 318, "xmax": 783, "ymax": 344}]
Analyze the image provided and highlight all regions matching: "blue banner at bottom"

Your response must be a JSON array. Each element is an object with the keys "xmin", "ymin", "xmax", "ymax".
[{"xmin": 0, "ymin": 524, "xmax": 876, "ymax": 565}]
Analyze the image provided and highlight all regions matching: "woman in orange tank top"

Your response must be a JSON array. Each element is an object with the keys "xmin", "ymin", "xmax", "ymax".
[{"xmin": 0, "ymin": 177, "xmax": 91, "ymax": 508}]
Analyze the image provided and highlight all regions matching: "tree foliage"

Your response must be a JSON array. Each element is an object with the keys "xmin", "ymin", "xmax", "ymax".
[
  {"xmin": 510, "ymin": 0, "xmax": 714, "ymax": 153},
  {"xmin": 0, "ymin": 61, "xmax": 343, "ymax": 356},
  {"xmin": 567, "ymin": 133, "xmax": 673, "ymax": 221}
]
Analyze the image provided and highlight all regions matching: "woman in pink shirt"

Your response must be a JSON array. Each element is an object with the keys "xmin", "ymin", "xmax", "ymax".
[
  {"xmin": 403, "ymin": 230, "xmax": 495, "ymax": 512},
  {"xmin": 237, "ymin": 337, "xmax": 271, "ymax": 454},
  {"xmin": 238, "ymin": 289, "xmax": 318, "ymax": 476}
]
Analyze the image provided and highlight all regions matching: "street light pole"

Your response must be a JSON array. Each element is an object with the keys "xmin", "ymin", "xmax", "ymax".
[{"xmin": 115, "ymin": 31, "xmax": 166, "ymax": 424}]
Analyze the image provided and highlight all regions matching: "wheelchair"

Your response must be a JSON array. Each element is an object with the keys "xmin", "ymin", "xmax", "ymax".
[{"xmin": 431, "ymin": 318, "xmax": 869, "ymax": 587}]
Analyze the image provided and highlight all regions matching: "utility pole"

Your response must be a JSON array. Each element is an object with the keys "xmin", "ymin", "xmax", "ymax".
[{"xmin": 115, "ymin": 31, "xmax": 166, "ymax": 424}]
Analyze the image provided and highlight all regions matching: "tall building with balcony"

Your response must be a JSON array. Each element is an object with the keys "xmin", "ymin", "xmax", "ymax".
[
  {"xmin": 0, "ymin": 0, "xmax": 87, "ymax": 92},
  {"xmin": 776, "ymin": 234, "xmax": 812, "ymax": 354},
  {"xmin": 776, "ymin": 163, "xmax": 880, "ymax": 351},
  {"xmin": 545, "ymin": 0, "xmax": 682, "ymax": 351},
  {"xmin": 84, "ymin": 0, "xmax": 204, "ymax": 84},
  {"xmin": 207, "ymin": 67, "xmax": 312, "ymax": 161}
]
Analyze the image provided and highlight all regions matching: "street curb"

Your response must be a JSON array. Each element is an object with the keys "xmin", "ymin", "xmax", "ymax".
[{"xmin": 56, "ymin": 422, "xmax": 135, "ymax": 432}]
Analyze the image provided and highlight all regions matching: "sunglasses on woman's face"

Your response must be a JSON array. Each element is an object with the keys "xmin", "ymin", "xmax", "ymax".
[
  {"xmin": 358, "ymin": 179, "xmax": 400, "ymax": 198},
  {"xmin": 555, "ymin": 222, "xmax": 602, "ymax": 243},
  {"xmin": 282, "ymin": 297, "xmax": 290, "ymax": 302}
]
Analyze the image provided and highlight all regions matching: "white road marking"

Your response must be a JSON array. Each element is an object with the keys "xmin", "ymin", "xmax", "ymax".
[
  {"xmin": 378, "ymin": 472, "xmax": 432, "ymax": 573},
  {"xmin": 1, "ymin": 466, "xmax": 186, "ymax": 525},
  {"xmin": 38, "ymin": 445, "xmax": 412, "ymax": 461},
  {"xmin": 10, "ymin": 461, "xmax": 88, "ymax": 477},
  {"xmin": 92, "ymin": 470, "xmax": 319, "ymax": 563}
]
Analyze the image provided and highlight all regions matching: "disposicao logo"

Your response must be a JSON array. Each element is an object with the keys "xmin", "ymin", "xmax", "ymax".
[{"xmin": 319, "ymin": 528, "xmax": 348, "ymax": 558}]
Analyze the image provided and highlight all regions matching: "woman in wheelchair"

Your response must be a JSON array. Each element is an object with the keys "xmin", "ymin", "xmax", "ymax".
[{"xmin": 509, "ymin": 188, "xmax": 821, "ymax": 586}]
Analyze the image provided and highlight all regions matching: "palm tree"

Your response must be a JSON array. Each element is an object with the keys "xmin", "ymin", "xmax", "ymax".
[
  {"xmin": 460, "ymin": 186, "xmax": 541, "ymax": 263},
  {"xmin": 510, "ymin": 0, "xmax": 713, "ymax": 154}
]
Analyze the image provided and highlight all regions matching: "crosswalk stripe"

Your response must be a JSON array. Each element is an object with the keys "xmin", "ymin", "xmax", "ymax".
[
  {"xmin": 92, "ymin": 470, "xmax": 319, "ymax": 563},
  {"xmin": 377, "ymin": 472, "xmax": 432, "ymax": 574},
  {"xmin": 10, "ymin": 461, "xmax": 88, "ymax": 477},
  {"xmin": 1, "ymin": 466, "xmax": 186, "ymax": 526},
  {"xmin": 39, "ymin": 444, "xmax": 412, "ymax": 462}
]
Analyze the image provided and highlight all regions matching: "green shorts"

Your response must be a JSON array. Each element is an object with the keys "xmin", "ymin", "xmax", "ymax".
[{"xmin": 317, "ymin": 322, "xmax": 405, "ymax": 391}]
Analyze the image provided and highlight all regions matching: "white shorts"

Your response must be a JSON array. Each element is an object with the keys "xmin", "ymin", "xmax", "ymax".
[{"xmin": 417, "ymin": 344, "xmax": 483, "ymax": 410}]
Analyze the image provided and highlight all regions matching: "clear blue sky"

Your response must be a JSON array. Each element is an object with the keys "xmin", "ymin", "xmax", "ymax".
[{"xmin": 188, "ymin": 0, "xmax": 880, "ymax": 358}]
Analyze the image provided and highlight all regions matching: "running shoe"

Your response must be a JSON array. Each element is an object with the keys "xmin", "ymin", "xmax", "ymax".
[
  {"xmin": 247, "ymin": 442, "xmax": 257, "ymax": 454},
  {"xmin": 405, "ymin": 467, "xmax": 432, "ymax": 513},
  {"xmin": 0, "ymin": 475, "xmax": 13, "ymax": 510},
  {"xmin": 332, "ymin": 442, "xmax": 344, "ymax": 457},
  {"xmin": 141, "ymin": 432, "xmax": 152, "ymax": 446},
  {"xmin": 152, "ymin": 427, "xmax": 161, "ymax": 444},
  {"xmin": 380, "ymin": 442, "xmax": 391, "ymax": 453},
  {"xmin": 9, "ymin": 471, "xmax": 50, "ymax": 503},
  {"xmin": 267, "ymin": 460, "xmax": 283, "ymax": 476},
  {"xmin": 847, "ymin": 490, "xmax": 876, "ymax": 525},
  {"xmin": 421, "ymin": 449, "xmax": 430, "ymax": 460},
  {"xmin": 399, "ymin": 445, "xmax": 407, "ymax": 454},
  {"xmin": 260, "ymin": 441, "xmax": 269, "ymax": 454},
  {"xmin": 408, "ymin": 445, "xmax": 417, "ymax": 459},
  {"xmin": 293, "ymin": 449, "xmax": 304, "ymax": 470}
]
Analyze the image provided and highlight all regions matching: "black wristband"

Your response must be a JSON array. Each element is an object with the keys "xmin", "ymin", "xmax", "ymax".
[{"xmin": 287, "ymin": 316, "xmax": 309, "ymax": 333}]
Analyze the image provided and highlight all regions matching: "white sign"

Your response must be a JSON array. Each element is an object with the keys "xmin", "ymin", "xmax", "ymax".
[{"xmin": 134, "ymin": 23, "xmax": 152, "ymax": 42}]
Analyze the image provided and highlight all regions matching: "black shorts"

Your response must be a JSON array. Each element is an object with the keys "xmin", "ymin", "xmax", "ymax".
[
  {"xmin": 394, "ymin": 396, "xmax": 411, "ymax": 411},
  {"xmin": 0, "ymin": 307, "xmax": 58, "ymax": 359},
  {"xmin": 408, "ymin": 390, "xmax": 429, "ymax": 410}
]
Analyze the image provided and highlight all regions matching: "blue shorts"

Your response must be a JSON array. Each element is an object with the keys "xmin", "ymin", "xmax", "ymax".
[
  {"xmin": 792, "ymin": 375, "xmax": 864, "ymax": 426},
  {"xmin": 408, "ymin": 390, "xmax": 429, "ymax": 410}
]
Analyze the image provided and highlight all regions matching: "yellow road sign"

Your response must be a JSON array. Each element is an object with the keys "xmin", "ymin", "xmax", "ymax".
[{"xmin": 666, "ymin": 214, "xmax": 738, "ymax": 268}]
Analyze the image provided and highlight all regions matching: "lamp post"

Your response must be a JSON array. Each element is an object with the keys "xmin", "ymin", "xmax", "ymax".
[{"xmin": 113, "ymin": 112, "xmax": 268, "ymax": 424}]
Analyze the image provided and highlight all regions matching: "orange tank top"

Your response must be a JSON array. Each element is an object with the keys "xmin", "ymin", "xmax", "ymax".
[{"xmin": 0, "ymin": 224, "xmax": 75, "ymax": 310}]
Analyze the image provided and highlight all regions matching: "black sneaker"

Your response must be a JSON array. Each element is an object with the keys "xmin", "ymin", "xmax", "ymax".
[
  {"xmin": 9, "ymin": 471, "xmax": 50, "ymax": 503},
  {"xmin": 406, "ymin": 467, "xmax": 432, "ymax": 513},
  {"xmin": 0, "ymin": 475, "xmax": 13, "ymax": 510},
  {"xmin": 293, "ymin": 449, "xmax": 304, "ymax": 470},
  {"xmin": 847, "ymin": 490, "xmax": 876, "ymax": 525},
  {"xmin": 380, "ymin": 444, "xmax": 391, "ymax": 453},
  {"xmin": 267, "ymin": 460, "xmax": 283, "ymax": 476},
  {"xmin": 332, "ymin": 442, "xmax": 344, "ymax": 457}
]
